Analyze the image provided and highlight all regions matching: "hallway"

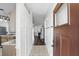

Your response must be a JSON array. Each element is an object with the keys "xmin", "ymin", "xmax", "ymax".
[
  {"xmin": 29, "ymin": 45, "xmax": 49, "ymax": 56},
  {"xmin": 16, "ymin": 3, "xmax": 53, "ymax": 56}
]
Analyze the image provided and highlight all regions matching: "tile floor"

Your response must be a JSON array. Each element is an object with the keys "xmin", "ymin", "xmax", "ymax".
[
  {"xmin": 29, "ymin": 45, "xmax": 49, "ymax": 56},
  {"xmin": 0, "ymin": 45, "xmax": 49, "ymax": 56}
]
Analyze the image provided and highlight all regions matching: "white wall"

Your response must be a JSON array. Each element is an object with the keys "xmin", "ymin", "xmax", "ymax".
[
  {"xmin": 44, "ymin": 10, "xmax": 53, "ymax": 56},
  {"xmin": 16, "ymin": 3, "xmax": 34, "ymax": 56},
  {"xmin": 41, "ymin": 26, "xmax": 44, "ymax": 39},
  {"xmin": 44, "ymin": 4, "xmax": 57, "ymax": 56},
  {"xmin": 34, "ymin": 25, "xmax": 44, "ymax": 39},
  {"xmin": 9, "ymin": 10, "xmax": 16, "ymax": 33},
  {"xmin": 34, "ymin": 25, "xmax": 42, "ymax": 36}
]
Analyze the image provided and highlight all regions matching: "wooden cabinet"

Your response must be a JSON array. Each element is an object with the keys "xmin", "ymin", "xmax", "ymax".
[
  {"xmin": 53, "ymin": 32, "xmax": 60, "ymax": 56},
  {"xmin": 2, "ymin": 45, "xmax": 16, "ymax": 56},
  {"xmin": 53, "ymin": 3, "xmax": 79, "ymax": 56}
]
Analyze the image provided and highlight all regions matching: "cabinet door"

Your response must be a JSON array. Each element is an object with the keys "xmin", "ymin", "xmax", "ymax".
[
  {"xmin": 53, "ymin": 32, "xmax": 60, "ymax": 56},
  {"xmin": 2, "ymin": 45, "xmax": 16, "ymax": 56},
  {"xmin": 53, "ymin": 32, "xmax": 70, "ymax": 56},
  {"xmin": 60, "ymin": 35, "xmax": 70, "ymax": 56}
]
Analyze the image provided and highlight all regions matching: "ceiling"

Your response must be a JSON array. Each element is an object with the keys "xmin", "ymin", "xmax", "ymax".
[
  {"xmin": 0, "ymin": 3, "xmax": 16, "ymax": 15},
  {"xmin": 25, "ymin": 3, "xmax": 54, "ymax": 26}
]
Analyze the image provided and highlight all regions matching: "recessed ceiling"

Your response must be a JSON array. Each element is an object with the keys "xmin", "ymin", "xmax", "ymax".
[
  {"xmin": 0, "ymin": 3, "xmax": 16, "ymax": 14},
  {"xmin": 25, "ymin": 3, "xmax": 54, "ymax": 26}
]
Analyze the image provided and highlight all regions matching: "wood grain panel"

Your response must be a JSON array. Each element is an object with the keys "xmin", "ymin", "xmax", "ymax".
[
  {"xmin": 54, "ymin": 3, "xmax": 79, "ymax": 56},
  {"xmin": 53, "ymin": 32, "xmax": 60, "ymax": 56}
]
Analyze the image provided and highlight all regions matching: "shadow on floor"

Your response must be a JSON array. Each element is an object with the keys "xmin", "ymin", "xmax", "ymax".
[{"xmin": 34, "ymin": 36, "xmax": 45, "ymax": 45}]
